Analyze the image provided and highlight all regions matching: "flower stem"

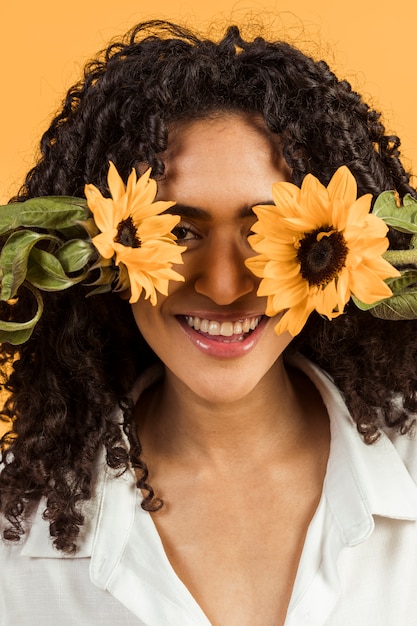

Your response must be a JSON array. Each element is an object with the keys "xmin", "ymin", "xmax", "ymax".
[{"xmin": 384, "ymin": 249, "xmax": 417, "ymax": 267}]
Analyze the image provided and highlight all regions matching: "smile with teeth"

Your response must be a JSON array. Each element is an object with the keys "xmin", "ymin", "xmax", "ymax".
[{"xmin": 185, "ymin": 315, "xmax": 262, "ymax": 338}]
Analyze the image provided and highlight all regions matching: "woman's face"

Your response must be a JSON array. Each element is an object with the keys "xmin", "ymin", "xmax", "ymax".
[{"xmin": 131, "ymin": 112, "xmax": 293, "ymax": 403}]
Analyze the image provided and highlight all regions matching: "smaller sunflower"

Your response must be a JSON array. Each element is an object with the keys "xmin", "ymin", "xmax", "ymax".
[
  {"xmin": 245, "ymin": 166, "xmax": 400, "ymax": 337},
  {"xmin": 85, "ymin": 162, "xmax": 185, "ymax": 305}
]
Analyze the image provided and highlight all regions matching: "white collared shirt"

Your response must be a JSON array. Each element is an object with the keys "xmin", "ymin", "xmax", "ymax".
[{"xmin": 2, "ymin": 358, "xmax": 417, "ymax": 625}]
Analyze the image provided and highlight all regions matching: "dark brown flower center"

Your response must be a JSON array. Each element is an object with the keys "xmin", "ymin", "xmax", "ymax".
[
  {"xmin": 114, "ymin": 216, "xmax": 141, "ymax": 248},
  {"xmin": 297, "ymin": 226, "xmax": 347, "ymax": 286}
]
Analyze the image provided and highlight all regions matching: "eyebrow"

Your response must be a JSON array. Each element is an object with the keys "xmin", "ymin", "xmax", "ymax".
[{"xmin": 164, "ymin": 202, "xmax": 275, "ymax": 219}]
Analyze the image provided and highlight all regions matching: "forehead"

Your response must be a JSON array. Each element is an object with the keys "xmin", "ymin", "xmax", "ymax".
[
  {"xmin": 164, "ymin": 113, "xmax": 284, "ymax": 170},
  {"xmin": 156, "ymin": 113, "xmax": 291, "ymax": 205}
]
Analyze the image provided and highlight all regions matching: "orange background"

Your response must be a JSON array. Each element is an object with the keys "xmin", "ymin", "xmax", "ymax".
[{"xmin": 1, "ymin": 0, "xmax": 416, "ymax": 204}]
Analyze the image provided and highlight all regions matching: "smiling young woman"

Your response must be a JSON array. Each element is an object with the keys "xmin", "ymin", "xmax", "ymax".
[
  {"xmin": 129, "ymin": 113, "xmax": 330, "ymax": 625},
  {"xmin": 1, "ymin": 20, "xmax": 417, "ymax": 626}
]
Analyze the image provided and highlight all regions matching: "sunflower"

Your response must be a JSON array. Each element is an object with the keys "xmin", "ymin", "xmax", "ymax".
[
  {"xmin": 245, "ymin": 166, "xmax": 400, "ymax": 337},
  {"xmin": 85, "ymin": 162, "xmax": 185, "ymax": 305}
]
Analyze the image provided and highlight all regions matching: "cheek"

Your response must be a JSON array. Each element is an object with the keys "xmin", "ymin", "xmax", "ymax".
[
  {"xmin": 131, "ymin": 299, "xmax": 160, "ymax": 336},
  {"xmin": 130, "ymin": 296, "xmax": 177, "ymax": 363}
]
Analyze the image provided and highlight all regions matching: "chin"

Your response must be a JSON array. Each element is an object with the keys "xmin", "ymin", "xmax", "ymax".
[{"xmin": 170, "ymin": 363, "xmax": 278, "ymax": 406}]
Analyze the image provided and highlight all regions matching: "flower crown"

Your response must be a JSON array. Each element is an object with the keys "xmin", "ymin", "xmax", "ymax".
[{"xmin": 0, "ymin": 163, "xmax": 416, "ymax": 345}]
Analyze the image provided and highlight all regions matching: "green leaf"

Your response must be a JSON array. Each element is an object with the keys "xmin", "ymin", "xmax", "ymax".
[
  {"xmin": 55, "ymin": 240, "xmax": 97, "ymax": 273},
  {"xmin": 372, "ymin": 191, "xmax": 417, "ymax": 234},
  {"xmin": 58, "ymin": 223, "xmax": 93, "ymax": 241},
  {"xmin": 84, "ymin": 264, "xmax": 118, "ymax": 296},
  {"xmin": 77, "ymin": 217, "xmax": 100, "ymax": 238},
  {"xmin": 410, "ymin": 234, "xmax": 417, "ymax": 250},
  {"xmin": 386, "ymin": 269, "xmax": 417, "ymax": 290},
  {"xmin": 369, "ymin": 290, "xmax": 417, "ymax": 321},
  {"xmin": 86, "ymin": 283, "xmax": 113, "ymax": 296},
  {"xmin": 84, "ymin": 265, "xmax": 117, "ymax": 290},
  {"xmin": 26, "ymin": 248, "xmax": 88, "ymax": 291},
  {"xmin": 0, "ymin": 197, "xmax": 89, "ymax": 236},
  {"xmin": 0, "ymin": 231, "xmax": 61, "ymax": 300},
  {"xmin": 0, "ymin": 283, "xmax": 43, "ymax": 345},
  {"xmin": 403, "ymin": 193, "xmax": 417, "ymax": 207}
]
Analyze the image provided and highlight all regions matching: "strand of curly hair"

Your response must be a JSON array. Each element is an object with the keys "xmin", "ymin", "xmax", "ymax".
[{"xmin": 1, "ymin": 20, "xmax": 417, "ymax": 554}]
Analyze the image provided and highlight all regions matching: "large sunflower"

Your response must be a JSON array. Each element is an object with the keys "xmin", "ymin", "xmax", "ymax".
[
  {"xmin": 245, "ymin": 166, "xmax": 400, "ymax": 337},
  {"xmin": 85, "ymin": 162, "xmax": 185, "ymax": 305}
]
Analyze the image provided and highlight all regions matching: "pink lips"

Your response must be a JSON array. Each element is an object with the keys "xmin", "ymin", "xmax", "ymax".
[{"xmin": 178, "ymin": 314, "xmax": 267, "ymax": 358}]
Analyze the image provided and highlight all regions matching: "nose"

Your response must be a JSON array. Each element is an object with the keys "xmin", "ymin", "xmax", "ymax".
[{"xmin": 194, "ymin": 236, "xmax": 257, "ymax": 305}]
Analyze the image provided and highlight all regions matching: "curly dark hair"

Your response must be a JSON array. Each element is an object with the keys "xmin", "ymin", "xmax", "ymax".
[{"xmin": 1, "ymin": 20, "xmax": 417, "ymax": 554}]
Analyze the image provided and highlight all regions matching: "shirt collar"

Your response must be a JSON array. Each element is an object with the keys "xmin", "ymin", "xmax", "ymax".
[{"xmin": 292, "ymin": 355, "xmax": 417, "ymax": 548}]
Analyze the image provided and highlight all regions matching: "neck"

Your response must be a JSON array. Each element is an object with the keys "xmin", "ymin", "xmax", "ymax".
[{"xmin": 137, "ymin": 358, "xmax": 322, "ymax": 469}]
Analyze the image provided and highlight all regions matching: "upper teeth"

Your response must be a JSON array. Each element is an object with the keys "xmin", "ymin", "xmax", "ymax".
[{"xmin": 185, "ymin": 315, "xmax": 262, "ymax": 337}]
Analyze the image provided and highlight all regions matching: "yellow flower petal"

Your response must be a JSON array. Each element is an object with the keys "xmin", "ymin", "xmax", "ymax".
[
  {"xmin": 131, "ymin": 200, "xmax": 177, "ymax": 223},
  {"xmin": 358, "ymin": 238, "xmax": 389, "ymax": 261},
  {"xmin": 91, "ymin": 231, "xmax": 118, "ymax": 259},
  {"xmin": 259, "ymin": 274, "xmax": 308, "ymax": 309},
  {"xmin": 271, "ymin": 181, "xmax": 300, "ymax": 214},
  {"xmin": 244, "ymin": 253, "xmax": 269, "ymax": 278},
  {"xmin": 137, "ymin": 214, "xmax": 181, "ymax": 240},
  {"xmin": 316, "ymin": 280, "xmax": 343, "ymax": 319},
  {"xmin": 343, "ymin": 194, "xmax": 373, "ymax": 230},
  {"xmin": 363, "ymin": 213, "xmax": 389, "ymax": 238},
  {"xmin": 274, "ymin": 298, "xmax": 316, "ymax": 337},
  {"xmin": 327, "ymin": 166, "xmax": 357, "ymax": 208},
  {"xmin": 262, "ymin": 260, "xmax": 300, "ymax": 279},
  {"xmin": 108, "ymin": 161, "xmax": 128, "ymax": 202},
  {"xmin": 299, "ymin": 174, "xmax": 330, "ymax": 225},
  {"xmin": 348, "ymin": 264, "xmax": 394, "ymax": 303},
  {"xmin": 128, "ymin": 168, "xmax": 160, "ymax": 211},
  {"xmin": 84, "ymin": 190, "xmax": 118, "ymax": 234},
  {"xmin": 335, "ymin": 267, "xmax": 351, "ymax": 311}
]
